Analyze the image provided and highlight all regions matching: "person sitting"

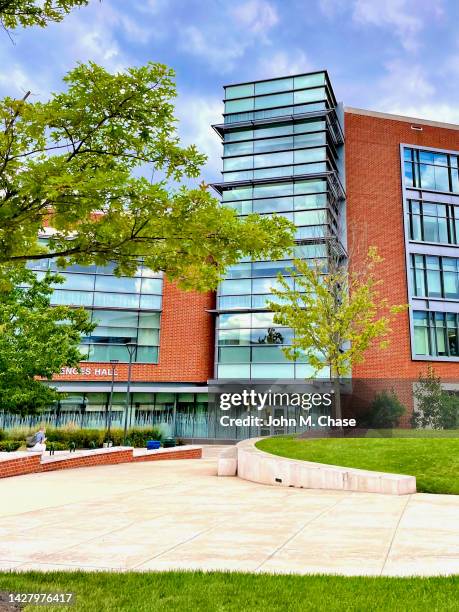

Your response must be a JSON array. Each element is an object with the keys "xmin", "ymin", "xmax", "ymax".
[{"xmin": 26, "ymin": 427, "xmax": 47, "ymax": 453}]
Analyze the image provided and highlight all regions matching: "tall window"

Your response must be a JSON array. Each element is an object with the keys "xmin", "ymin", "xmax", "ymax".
[
  {"xmin": 413, "ymin": 311, "xmax": 459, "ymax": 357},
  {"xmin": 404, "ymin": 148, "xmax": 459, "ymax": 193},
  {"xmin": 408, "ymin": 200, "xmax": 458, "ymax": 244},
  {"xmin": 411, "ymin": 255, "xmax": 459, "ymax": 300}
]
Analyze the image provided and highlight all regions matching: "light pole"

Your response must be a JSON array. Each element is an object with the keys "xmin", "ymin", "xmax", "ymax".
[
  {"xmin": 106, "ymin": 359, "xmax": 119, "ymax": 445},
  {"xmin": 123, "ymin": 341, "xmax": 137, "ymax": 445}
]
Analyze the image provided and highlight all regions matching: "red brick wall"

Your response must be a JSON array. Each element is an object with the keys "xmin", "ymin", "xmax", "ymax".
[
  {"xmin": 52, "ymin": 278, "xmax": 215, "ymax": 384},
  {"xmin": 0, "ymin": 447, "xmax": 202, "ymax": 479},
  {"xmin": 345, "ymin": 111, "xmax": 459, "ymax": 417}
]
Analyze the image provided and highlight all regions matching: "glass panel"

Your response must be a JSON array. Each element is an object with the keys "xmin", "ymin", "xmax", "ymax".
[
  {"xmin": 223, "ymin": 156, "xmax": 253, "ymax": 171},
  {"xmin": 251, "ymin": 363, "xmax": 294, "ymax": 378},
  {"xmin": 294, "ymin": 132, "xmax": 326, "ymax": 147},
  {"xmin": 93, "ymin": 292, "xmax": 140, "ymax": 308},
  {"xmin": 254, "ymin": 123, "xmax": 293, "ymax": 138},
  {"xmin": 89, "ymin": 344, "xmax": 130, "ymax": 362},
  {"xmin": 225, "ymin": 98, "xmax": 254, "ymax": 113},
  {"xmin": 141, "ymin": 278, "xmax": 162, "ymax": 294},
  {"xmin": 225, "ymin": 129, "xmax": 254, "ymax": 143},
  {"xmin": 434, "ymin": 165, "xmax": 450, "ymax": 191},
  {"xmin": 219, "ymin": 313, "xmax": 251, "ymax": 329},
  {"xmin": 139, "ymin": 295, "xmax": 162, "ymax": 309},
  {"xmin": 294, "ymin": 193, "xmax": 327, "ymax": 209},
  {"xmin": 252, "ymin": 327, "xmax": 293, "ymax": 344},
  {"xmin": 254, "ymin": 92, "xmax": 293, "ymax": 109},
  {"xmin": 137, "ymin": 328, "xmax": 159, "ymax": 345},
  {"xmin": 252, "ymin": 312, "xmax": 276, "ymax": 327},
  {"xmin": 253, "ymin": 151, "xmax": 293, "ymax": 168},
  {"xmin": 253, "ymin": 136, "xmax": 293, "ymax": 153},
  {"xmin": 294, "ymin": 74, "xmax": 326, "ymax": 89},
  {"xmin": 252, "ymin": 260, "xmax": 294, "ymax": 277},
  {"xmin": 426, "ymin": 270, "xmax": 441, "ymax": 297},
  {"xmin": 443, "ymin": 272, "xmax": 458, "ymax": 299},
  {"xmin": 93, "ymin": 310, "xmax": 139, "ymax": 327},
  {"xmin": 95, "ymin": 276, "xmax": 140, "ymax": 293},
  {"xmin": 294, "ymin": 119, "xmax": 326, "ymax": 133},
  {"xmin": 225, "ymin": 83, "xmax": 254, "ymax": 99},
  {"xmin": 219, "ymin": 279, "xmax": 251, "ymax": 295},
  {"xmin": 52, "ymin": 273, "xmax": 94, "ymax": 291},
  {"xmin": 224, "ymin": 141, "xmax": 254, "ymax": 156},
  {"xmin": 218, "ymin": 364, "xmax": 250, "ymax": 378},
  {"xmin": 419, "ymin": 164, "xmax": 435, "ymax": 189},
  {"xmin": 138, "ymin": 312, "xmax": 160, "ymax": 328},
  {"xmin": 253, "ymin": 182, "xmax": 294, "ymax": 198},
  {"xmin": 294, "ymin": 87, "xmax": 325, "ymax": 104},
  {"xmin": 411, "ymin": 214, "xmax": 422, "ymax": 240},
  {"xmin": 226, "ymin": 262, "xmax": 252, "ymax": 279},
  {"xmin": 414, "ymin": 326, "xmax": 429, "ymax": 355},
  {"xmin": 295, "ymin": 209, "xmax": 327, "ymax": 225},
  {"xmin": 222, "ymin": 186, "xmax": 253, "ymax": 201},
  {"xmin": 136, "ymin": 346, "xmax": 158, "ymax": 363},
  {"xmin": 253, "ymin": 197, "xmax": 293, "ymax": 213},
  {"xmin": 219, "ymin": 347, "xmax": 250, "ymax": 363},
  {"xmin": 255, "ymin": 78, "xmax": 293, "ymax": 95},
  {"xmin": 218, "ymin": 329, "xmax": 251, "ymax": 346},
  {"xmin": 218, "ymin": 295, "xmax": 251, "ymax": 309},
  {"xmin": 252, "ymin": 346, "xmax": 289, "ymax": 362},
  {"xmin": 294, "ymin": 179, "xmax": 326, "ymax": 194},
  {"xmin": 51, "ymin": 290, "xmax": 93, "ymax": 306}
]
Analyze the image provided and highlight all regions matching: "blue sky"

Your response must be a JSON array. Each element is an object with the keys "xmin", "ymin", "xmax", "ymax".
[{"xmin": 1, "ymin": 0, "xmax": 459, "ymax": 181}]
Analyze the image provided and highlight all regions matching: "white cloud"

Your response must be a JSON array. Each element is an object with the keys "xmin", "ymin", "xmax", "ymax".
[
  {"xmin": 180, "ymin": 26, "xmax": 246, "ymax": 73},
  {"xmin": 382, "ymin": 103, "xmax": 459, "ymax": 125},
  {"xmin": 231, "ymin": 0, "xmax": 279, "ymax": 35},
  {"xmin": 175, "ymin": 93, "xmax": 223, "ymax": 182},
  {"xmin": 257, "ymin": 50, "xmax": 313, "ymax": 79},
  {"xmin": 179, "ymin": 0, "xmax": 279, "ymax": 73},
  {"xmin": 0, "ymin": 65, "xmax": 51, "ymax": 99},
  {"xmin": 318, "ymin": 0, "xmax": 443, "ymax": 51},
  {"xmin": 370, "ymin": 60, "xmax": 459, "ymax": 126},
  {"xmin": 352, "ymin": 0, "xmax": 422, "ymax": 51}
]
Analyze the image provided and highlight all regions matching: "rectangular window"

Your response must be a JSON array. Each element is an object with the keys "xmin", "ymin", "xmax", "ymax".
[
  {"xmin": 225, "ymin": 83, "xmax": 254, "ymax": 99},
  {"xmin": 255, "ymin": 77, "xmax": 293, "ymax": 95}
]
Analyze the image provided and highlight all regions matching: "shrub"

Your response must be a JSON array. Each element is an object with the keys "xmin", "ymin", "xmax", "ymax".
[
  {"xmin": 46, "ymin": 441, "xmax": 69, "ymax": 451},
  {"xmin": 367, "ymin": 390, "xmax": 405, "ymax": 428},
  {"xmin": 0, "ymin": 440, "xmax": 23, "ymax": 452},
  {"xmin": 412, "ymin": 366, "xmax": 459, "ymax": 429},
  {"xmin": 0, "ymin": 429, "xmax": 6, "ymax": 441}
]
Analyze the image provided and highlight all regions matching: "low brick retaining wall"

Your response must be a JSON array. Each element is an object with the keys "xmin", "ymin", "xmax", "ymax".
[
  {"xmin": 0, "ymin": 445, "xmax": 202, "ymax": 479},
  {"xmin": 224, "ymin": 438, "xmax": 416, "ymax": 496}
]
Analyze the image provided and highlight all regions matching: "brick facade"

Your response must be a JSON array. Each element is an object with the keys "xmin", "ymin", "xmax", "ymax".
[{"xmin": 344, "ymin": 110, "xmax": 459, "ymax": 418}]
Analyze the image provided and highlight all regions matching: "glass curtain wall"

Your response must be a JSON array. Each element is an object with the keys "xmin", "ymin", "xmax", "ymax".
[
  {"xmin": 27, "ymin": 259, "xmax": 163, "ymax": 363},
  {"xmin": 212, "ymin": 72, "xmax": 346, "ymax": 380}
]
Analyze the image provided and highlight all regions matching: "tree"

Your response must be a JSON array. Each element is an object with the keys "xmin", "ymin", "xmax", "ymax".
[
  {"xmin": 0, "ymin": 62, "xmax": 294, "ymax": 290},
  {"xmin": 412, "ymin": 366, "xmax": 459, "ymax": 429},
  {"xmin": 267, "ymin": 247, "xmax": 406, "ymax": 419},
  {"xmin": 0, "ymin": 267, "xmax": 94, "ymax": 414},
  {"xmin": 0, "ymin": 0, "xmax": 88, "ymax": 30}
]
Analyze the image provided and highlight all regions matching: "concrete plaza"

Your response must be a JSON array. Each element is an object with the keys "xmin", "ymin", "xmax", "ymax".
[{"xmin": 0, "ymin": 447, "xmax": 458, "ymax": 576}]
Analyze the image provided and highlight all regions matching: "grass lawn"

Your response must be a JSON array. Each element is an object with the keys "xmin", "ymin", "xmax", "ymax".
[
  {"xmin": 256, "ymin": 435, "xmax": 459, "ymax": 494},
  {"xmin": 0, "ymin": 572, "xmax": 458, "ymax": 611}
]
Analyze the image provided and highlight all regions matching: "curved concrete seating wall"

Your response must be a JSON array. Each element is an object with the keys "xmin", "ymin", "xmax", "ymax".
[{"xmin": 236, "ymin": 438, "xmax": 416, "ymax": 495}]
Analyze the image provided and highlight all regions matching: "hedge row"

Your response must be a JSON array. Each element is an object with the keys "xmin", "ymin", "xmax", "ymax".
[{"xmin": 0, "ymin": 427, "xmax": 163, "ymax": 449}]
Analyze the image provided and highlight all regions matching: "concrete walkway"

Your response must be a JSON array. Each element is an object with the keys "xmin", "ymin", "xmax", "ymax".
[{"xmin": 0, "ymin": 447, "xmax": 458, "ymax": 576}]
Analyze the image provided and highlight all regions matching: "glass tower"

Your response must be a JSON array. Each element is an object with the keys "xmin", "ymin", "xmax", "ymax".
[{"xmin": 211, "ymin": 71, "xmax": 346, "ymax": 381}]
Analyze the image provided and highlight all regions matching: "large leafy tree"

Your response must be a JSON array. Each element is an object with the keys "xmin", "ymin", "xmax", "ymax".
[
  {"xmin": 0, "ymin": 0, "xmax": 88, "ymax": 30},
  {"xmin": 0, "ymin": 267, "xmax": 94, "ymax": 414},
  {"xmin": 268, "ymin": 247, "xmax": 406, "ymax": 419},
  {"xmin": 0, "ymin": 62, "xmax": 294, "ymax": 290}
]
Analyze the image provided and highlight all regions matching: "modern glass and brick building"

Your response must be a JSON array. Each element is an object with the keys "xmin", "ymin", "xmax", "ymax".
[{"xmin": 10, "ymin": 70, "xmax": 459, "ymax": 439}]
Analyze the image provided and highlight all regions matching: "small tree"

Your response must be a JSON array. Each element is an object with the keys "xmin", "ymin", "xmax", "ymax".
[
  {"xmin": 412, "ymin": 366, "xmax": 459, "ymax": 429},
  {"xmin": 268, "ymin": 247, "xmax": 406, "ymax": 419},
  {"xmin": 0, "ymin": 267, "xmax": 94, "ymax": 415}
]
